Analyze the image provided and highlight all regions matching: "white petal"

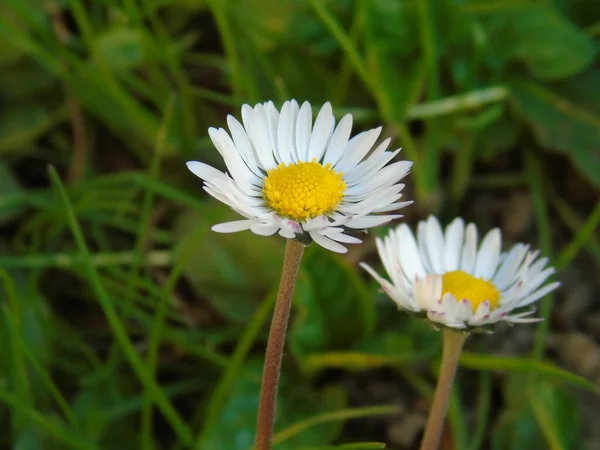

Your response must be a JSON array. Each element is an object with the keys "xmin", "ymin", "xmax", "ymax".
[
  {"xmin": 519, "ymin": 279, "xmax": 559, "ymax": 306},
  {"xmin": 360, "ymin": 262, "xmax": 418, "ymax": 311},
  {"xmin": 373, "ymin": 200, "xmax": 413, "ymax": 213},
  {"xmin": 264, "ymin": 101, "xmax": 283, "ymax": 163},
  {"xmin": 226, "ymin": 115, "xmax": 261, "ymax": 177},
  {"xmin": 493, "ymin": 244, "xmax": 528, "ymax": 291},
  {"xmin": 250, "ymin": 223, "xmax": 279, "ymax": 236},
  {"xmin": 309, "ymin": 231, "xmax": 348, "ymax": 253},
  {"xmin": 277, "ymin": 100, "xmax": 298, "ymax": 164},
  {"xmin": 414, "ymin": 274, "xmax": 443, "ymax": 311},
  {"xmin": 279, "ymin": 228, "xmax": 296, "ymax": 238},
  {"xmin": 208, "ymin": 128, "xmax": 252, "ymax": 189},
  {"xmin": 303, "ymin": 215, "xmax": 330, "ymax": 231},
  {"xmin": 344, "ymin": 141, "xmax": 394, "ymax": 184},
  {"xmin": 295, "ymin": 101, "xmax": 312, "ymax": 162},
  {"xmin": 455, "ymin": 298, "xmax": 474, "ymax": 323},
  {"xmin": 471, "ymin": 300, "xmax": 492, "ymax": 324},
  {"xmin": 186, "ymin": 161, "xmax": 225, "ymax": 183},
  {"xmin": 307, "ymin": 102, "xmax": 335, "ymax": 162},
  {"xmin": 249, "ymin": 104, "xmax": 277, "ymax": 170},
  {"xmin": 460, "ymin": 223, "xmax": 478, "ymax": 274},
  {"xmin": 474, "ymin": 228, "xmax": 501, "ymax": 280},
  {"xmin": 395, "ymin": 224, "xmax": 426, "ymax": 282},
  {"xmin": 444, "ymin": 218, "xmax": 464, "ymax": 272},
  {"xmin": 321, "ymin": 229, "xmax": 362, "ymax": 244},
  {"xmin": 335, "ymin": 127, "xmax": 382, "ymax": 173},
  {"xmin": 345, "ymin": 215, "xmax": 400, "ymax": 229},
  {"xmin": 345, "ymin": 161, "xmax": 412, "ymax": 197},
  {"xmin": 323, "ymin": 114, "xmax": 353, "ymax": 167},
  {"xmin": 212, "ymin": 220, "xmax": 255, "ymax": 233},
  {"xmin": 422, "ymin": 216, "xmax": 446, "ymax": 274}
]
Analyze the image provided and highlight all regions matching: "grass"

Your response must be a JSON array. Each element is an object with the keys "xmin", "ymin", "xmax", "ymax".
[{"xmin": 0, "ymin": 0, "xmax": 599, "ymax": 449}]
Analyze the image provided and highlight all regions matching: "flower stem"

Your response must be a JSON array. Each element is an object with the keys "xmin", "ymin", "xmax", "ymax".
[
  {"xmin": 254, "ymin": 239, "xmax": 305, "ymax": 450},
  {"xmin": 420, "ymin": 328, "xmax": 467, "ymax": 450}
]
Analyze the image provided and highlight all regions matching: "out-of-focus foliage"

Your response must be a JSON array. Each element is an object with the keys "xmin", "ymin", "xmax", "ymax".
[{"xmin": 0, "ymin": 0, "xmax": 599, "ymax": 449}]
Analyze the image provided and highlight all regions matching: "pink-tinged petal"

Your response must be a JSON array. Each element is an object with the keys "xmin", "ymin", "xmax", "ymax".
[
  {"xmin": 278, "ymin": 228, "xmax": 296, "ymax": 239},
  {"xmin": 303, "ymin": 215, "xmax": 330, "ymax": 231}
]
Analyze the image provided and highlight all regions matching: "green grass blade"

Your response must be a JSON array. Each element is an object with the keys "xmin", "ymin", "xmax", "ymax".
[
  {"xmin": 271, "ymin": 405, "xmax": 400, "ymax": 446},
  {"xmin": 0, "ymin": 388, "xmax": 97, "ymax": 450},
  {"xmin": 459, "ymin": 352, "xmax": 598, "ymax": 393},
  {"xmin": 525, "ymin": 152, "xmax": 554, "ymax": 360},
  {"xmin": 194, "ymin": 287, "xmax": 278, "ymax": 448},
  {"xmin": 553, "ymin": 200, "xmax": 600, "ymax": 270},
  {"xmin": 48, "ymin": 166, "xmax": 194, "ymax": 445}
]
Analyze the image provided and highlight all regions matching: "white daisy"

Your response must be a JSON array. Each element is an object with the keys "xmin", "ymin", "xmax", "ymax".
[
  {"xmin": 187, "ymin": 100, "xmax": 412, "ymax": 253},
  {"xmin": 360, "ymin": 216, "xmax": 560, "ymax": 329}
]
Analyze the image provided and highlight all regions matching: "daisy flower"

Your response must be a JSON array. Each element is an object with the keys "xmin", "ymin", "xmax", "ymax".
[
  {"xmin": 187, "ymin": 100, "xmax": 412, "ymax": 253},
  {"xmin": 360, "ymin": 216, "xmax": 560, "ymax": 329}
]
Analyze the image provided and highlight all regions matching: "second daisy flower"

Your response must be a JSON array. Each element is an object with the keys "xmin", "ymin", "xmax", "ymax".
[{"xmin": 361, "ymin": 216, "xmax": 560, "ymax": 329}]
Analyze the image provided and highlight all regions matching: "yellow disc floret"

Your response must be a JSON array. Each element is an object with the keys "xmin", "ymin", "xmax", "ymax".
[
  {"xmin": 263, "ymin": 160, "xmax": 346, "ymax": 221},
  {"xmin": 441, "ymin": 270, "xmax": 501, "ymax": 311}
]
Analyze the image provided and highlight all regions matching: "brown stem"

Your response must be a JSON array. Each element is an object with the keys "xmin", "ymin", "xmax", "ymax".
[
  {"xmin": 254, "ymin": 239, "xmax": 305, "ymax": 450},
  {"xmin": 419, "ymin": 328, "xmax": 467, "ymax": 450}
]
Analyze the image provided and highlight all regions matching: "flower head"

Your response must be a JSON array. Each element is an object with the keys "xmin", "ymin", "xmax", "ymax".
[
  {"xmin": 187, "ymin": 100, "xmax": 412, "ymax": 253},
  {"xmin": 360, "ymin": 216, "xmax": 560, "ymax": 330}
]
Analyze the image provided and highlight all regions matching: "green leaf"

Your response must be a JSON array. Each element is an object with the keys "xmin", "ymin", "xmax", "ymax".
[
  {"xmin": 510, "ymin": 8, "xmax": 595, "ymax": 80},
  {"xmin": 95, "ymin": 28, "xmax": 149, "ymax": 70},
  {"xmin": 0, "ymin": 161, "xmax": 25, "ymax": 225},
  {"xmin": 290, "ymin": 246, "xmax": 375, "ymax": 357},
  {"xmin": 201, "ymin": 359, "xmax": 346, "ymax": 450},
  {"xmin": 510, "ymin": 74, "xmax": 600, "ymax": 187},
  {"xmin": 491, "ymin": 376, "xmax": 582, "ymax": 450},
  {"xmin": 0, "ymin": 60, "xmax": 56, "ymax": 98},
  {"xmin": 0, "ymin": 106, "xmax": 68, "ymax": 155},
  {"xmin": 363, "ymin": 0, "xmax": 424, "ymax": 121},
  {"xmin": 479, "ymin": 5, "xmax": 595, "ymax": 80},
  {"xmin": 174, "ymin": 204, "xmax": 284, "ymax": 323},
  {"xmin": 483, "ymin": 5, "xmax": 596, "ymax": 80},
  {"xmin": 293, "ymin": 444, "xmax": 386, "ymax": 450}
]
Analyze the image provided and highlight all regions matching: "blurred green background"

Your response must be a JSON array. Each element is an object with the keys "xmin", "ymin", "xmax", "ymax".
[{"xmin": 0, "ymin": 0, "xmax": 599, "ymax": 449}]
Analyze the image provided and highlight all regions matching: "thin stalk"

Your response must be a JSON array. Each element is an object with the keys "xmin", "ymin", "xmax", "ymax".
[
  {"xmin": 420, "ymin": 329, "xmax": 467, "ymax": 450},
  {"xmin": 254, "ymin": 239, "xmax": 305, "ymax": 450}
]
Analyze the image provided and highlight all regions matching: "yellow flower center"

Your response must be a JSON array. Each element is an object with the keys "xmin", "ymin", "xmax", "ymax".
[
  {"xmin": 263, "ymin": 160, "xmax": 346, "ymax": 221},
  {"xmin": 441, "ymin": 270, "xmax": 501, "ymax": 311}
]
